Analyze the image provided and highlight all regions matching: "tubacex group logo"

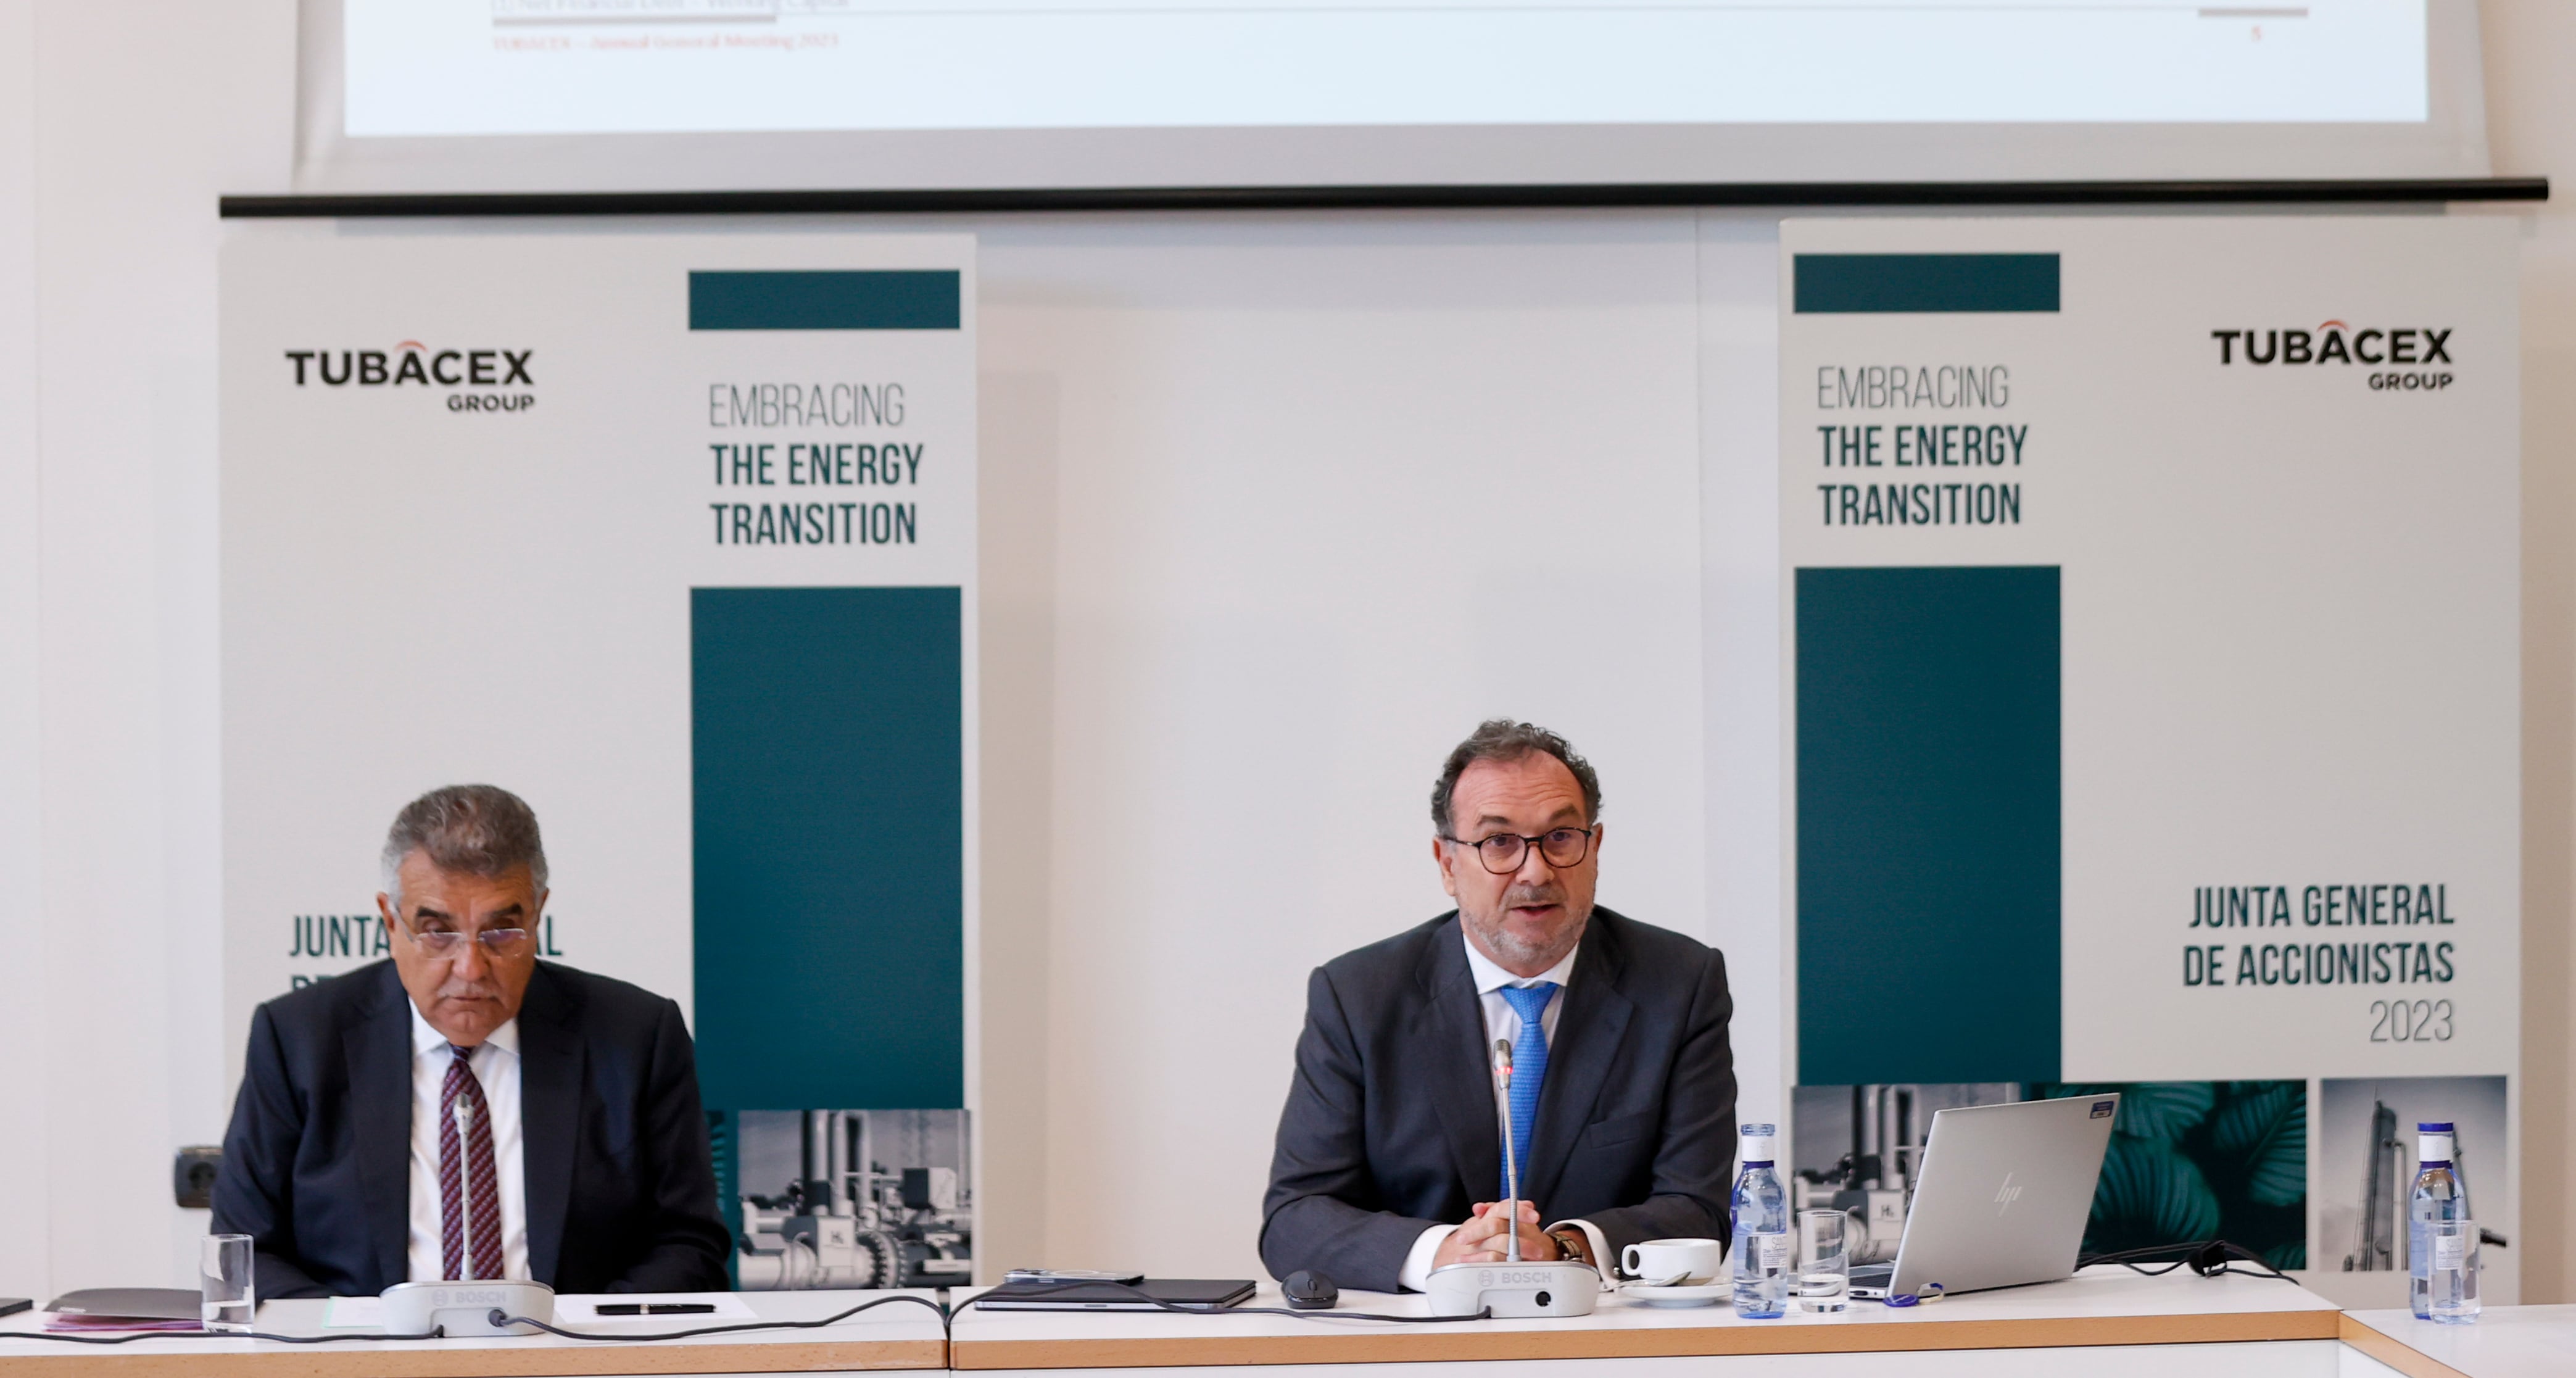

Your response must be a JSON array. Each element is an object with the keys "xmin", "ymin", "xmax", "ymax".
[
  {"xmin": 283, "ymin": 342, "xmax": 536, "ymax": 413},
  {"xmin": 2210, "ymin": 321, "xmax": 2454, "ymax": 391}
]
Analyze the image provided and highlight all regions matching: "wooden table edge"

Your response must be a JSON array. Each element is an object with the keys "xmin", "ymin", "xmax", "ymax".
[
  {"xmin": 951, "ymin": 1308, "xmax": 2341, "ymax": 1368},
  {"xmin": 0, "ymin": 1335, "xmax": 947, "ymax": 1376},
  {"xmin": 2335, "ymin": 1313, "xmax": 2474, "ymax": 1378}
]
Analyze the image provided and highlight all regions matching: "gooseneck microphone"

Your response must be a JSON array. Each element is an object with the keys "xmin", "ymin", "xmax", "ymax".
[
  {"xmin": 1493, "ymin": 1038, "xmax": 1522, "ymax": 1265},
  {"xmin": 1422, "ymin": 1026, "xmax": 1597, "ymax": 1317}
]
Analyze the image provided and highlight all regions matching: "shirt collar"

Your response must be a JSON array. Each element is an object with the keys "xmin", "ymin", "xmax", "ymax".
[
  {"xmin": 406, "ymin": 998, "xmax": 521, "ymax": 1060},
  {"xmin": 1460, "ymin": 924, "xmax": 1580, "ymax": 995}
]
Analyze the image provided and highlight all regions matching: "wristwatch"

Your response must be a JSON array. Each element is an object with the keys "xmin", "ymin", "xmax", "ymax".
[{"xmin": 1546, "ymin": 1228, "xmax": 1593, "ymax": 1266}]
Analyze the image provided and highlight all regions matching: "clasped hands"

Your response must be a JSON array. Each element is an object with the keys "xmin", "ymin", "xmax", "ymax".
[{"xmin": 1431, "ymin": 1200, "xmax": 1563, "ymax": 1269}]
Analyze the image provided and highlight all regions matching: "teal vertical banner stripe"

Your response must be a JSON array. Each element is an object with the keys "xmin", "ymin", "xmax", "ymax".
[
  {"xmin": 692, "ymin": 586, "xmax": 964, "ymax": 1108},
  {"xmin": 688, "ymin": 270, "xmax": 963, "ymax": 330},
  {"xmin": 706, "ymin": 1110, "xmax": 740, "ymax": 1287},
  {"xmin": 1794, "ymin": 254, "xmax": 2061, "ymax": 313},
  {"xmin": 1796, "ymin": 566, "xmax": 2060, "ymax": 1085}
]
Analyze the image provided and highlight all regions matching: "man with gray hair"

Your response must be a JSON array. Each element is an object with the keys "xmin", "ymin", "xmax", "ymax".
[
  {"xmin": 213, "ymin": 784, "xmax": 731, "ymax": 1298},
  {"xmin": 1261, "ymin": 721, "xmax": 1739, "ymax": 1292}
]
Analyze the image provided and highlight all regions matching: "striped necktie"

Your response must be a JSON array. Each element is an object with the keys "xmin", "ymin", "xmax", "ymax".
[
  {"xmin": 439, "ymin": 1043, "xmax": 503, "ymax": 1281},
  {"xmin": 1496, "ymin": 982, "xmax": 1558, "ymax": 1199}
]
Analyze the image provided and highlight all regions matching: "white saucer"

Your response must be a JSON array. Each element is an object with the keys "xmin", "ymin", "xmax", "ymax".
[{"xmin": 1618, "ymin": 1280, "xmax": 1728, "ymax": 1307}]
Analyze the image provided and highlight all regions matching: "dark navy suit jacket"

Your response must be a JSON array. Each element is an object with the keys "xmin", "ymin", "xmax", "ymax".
[
  {"xmin": 1260, "ymin": 908, "xmax": 1738, "ymax": 1291},
  {"xmin": 211, "ymin": 960, "xmax": 732, "ymax": 1298}
]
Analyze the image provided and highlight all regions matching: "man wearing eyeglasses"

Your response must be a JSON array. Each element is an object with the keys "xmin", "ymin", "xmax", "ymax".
[
  {"xmin": 211, "ymin": 784, "xmax": 731, "ymax": 1298},
  {"xmin": 1260, "ymin": 720, "xmax": 1739, "ymax": 1292}
]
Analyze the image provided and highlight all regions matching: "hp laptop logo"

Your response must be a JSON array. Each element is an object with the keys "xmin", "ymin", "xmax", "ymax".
[{"xmin": 1994, "ymin": 1172, "xmax": 2024, "ymax": 1213}]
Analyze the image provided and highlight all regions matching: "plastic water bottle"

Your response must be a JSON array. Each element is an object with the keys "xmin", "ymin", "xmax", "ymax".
[
  {"xmin": 1731, "ymin": 1123, "xmax": 1791, "ymax": 1318},
  {"xmin": 2409, "ymin": 1122, "xmax": 2470, "ymax": 1320}
]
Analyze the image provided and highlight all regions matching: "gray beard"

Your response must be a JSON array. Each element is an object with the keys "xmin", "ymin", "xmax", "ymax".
[{"xmin": 1464, "ymin": 900, "xmax": 1592, "ymax": 974}]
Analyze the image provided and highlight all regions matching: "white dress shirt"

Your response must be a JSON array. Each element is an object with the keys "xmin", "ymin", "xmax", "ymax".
[
  {"xmin": 1396, "ymin": 931, "xmax": 1610, "ymax": 1291},
  {"xmin": 405, "ymin": 1003, "xmax": 532, "ymax": 1282}
]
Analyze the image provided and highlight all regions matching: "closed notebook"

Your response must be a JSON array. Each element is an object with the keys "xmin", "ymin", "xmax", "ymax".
[
  {"xmin": 44, "ymin": 1288, "xmax": 204, "ymax": 1332},
  {"xmin": 974, "ymin": 1279, "xmax": 1256, "ymax": 1311}
]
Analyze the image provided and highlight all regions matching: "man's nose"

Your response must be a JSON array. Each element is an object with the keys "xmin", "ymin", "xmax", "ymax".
[
  {"xmin": 450, "ymin": 934, "xmax": 489, "ymax": 981},
  {"xmin": 1514, "ymin": 840, "xmax": 1559, "ymax": 886}
]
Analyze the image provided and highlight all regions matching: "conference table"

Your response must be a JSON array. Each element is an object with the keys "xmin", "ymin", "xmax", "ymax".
[
  {"xmin": 2340, "ymin": 1304, "xmax": 2576, "ymax": 1378},
  {"xmin": 0, "ymin": 1289, "xmax": 950, "ymax": 1376},
  {"xmin": 951, "ymin": 1267, "xmax": 2344, "ymax": 1374},
  {"xmin": 2, "ymin": 1272, "xmax": 2566, "ymax": 1377}
]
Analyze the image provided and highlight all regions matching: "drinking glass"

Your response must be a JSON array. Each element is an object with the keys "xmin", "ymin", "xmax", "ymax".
[
  {"xmin": 1797, "ymin": 1210, "xmax": 1850, "ymax": 1313},
  {"xmin": 201, "ymin": 1233, "xmax": 255, "ymax": 1333},
  {"xmin": 2425, "ymin": 1219, "xmax": 2481, "ymax": 1324}
]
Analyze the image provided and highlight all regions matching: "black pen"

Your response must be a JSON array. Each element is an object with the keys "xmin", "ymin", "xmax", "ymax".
[{"xmin": 594, "ymin": 1302, "xmax": 718, "ymax": 1315}]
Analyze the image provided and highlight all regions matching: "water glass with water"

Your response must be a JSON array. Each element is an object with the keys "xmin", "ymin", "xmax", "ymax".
[
  {"xmin": 2424, "ymin": 1219, "xmax": 2480, "ymax": 1324},
  {"xmin": 201, "ymin": 1233, "xmax": 254, "ymax": 1333},
  {"xmin": 1797, "ymin": 1209, "xmax": 1850, "ymax": 1313}
]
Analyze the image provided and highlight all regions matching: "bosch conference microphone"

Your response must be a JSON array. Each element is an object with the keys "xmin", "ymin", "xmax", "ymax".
[{"xmin": 1424, "ymin": 1039, "xmax": 1597, "ymax": 1318}]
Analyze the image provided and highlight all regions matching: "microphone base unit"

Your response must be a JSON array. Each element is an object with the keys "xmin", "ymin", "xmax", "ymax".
[
  {"xmin": 380, "ymin": 1280, "xmax": 556, "ymax": 1336},
  {"xmin": 1424, "ymin": 1261, "xmax": 1599, "ymax": 1318}
]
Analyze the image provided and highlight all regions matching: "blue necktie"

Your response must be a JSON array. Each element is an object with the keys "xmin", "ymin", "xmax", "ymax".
[{"xmin": 1497, "ymin": 982, "xmax": 1558, "ymax": 1199}]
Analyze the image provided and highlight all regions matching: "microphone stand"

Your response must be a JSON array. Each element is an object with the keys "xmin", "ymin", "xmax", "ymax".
[
  {"xmin": 1494, "ymin": 1038, "xmax": 1522, "ymax": 1264},
  {"xmin": 1420, "ymin": 1029, "xmax": 1598, "ymax": 1316}
]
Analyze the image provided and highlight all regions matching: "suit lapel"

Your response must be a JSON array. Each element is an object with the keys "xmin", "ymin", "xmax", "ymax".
[
  {"xmin": 347, "ymin": 965, "xmax": 415, "ymax": 1292},
  {"xmin": 1417, "ymin": 917, "xmax": 1501, "ymax": 1203},
  {"xmin": 1525, "ymin": 913, "xmax": 1634, "ymax": 1207},
  {"xmin": 518, "ymin": 964, "xmax": 584, "ymax": 1287}
]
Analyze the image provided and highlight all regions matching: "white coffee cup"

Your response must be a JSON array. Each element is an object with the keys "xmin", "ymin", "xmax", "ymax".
[{"xmin": 1622, "ymin": 1237, "xmax": 1724, "ymax": 1285}]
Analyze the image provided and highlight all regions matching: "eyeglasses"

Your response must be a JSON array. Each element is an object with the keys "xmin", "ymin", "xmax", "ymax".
[
  {"xmin": 1443, "ymin": 826, "xmax": 1597, "ymax": 876},
  {"xmin": 393, "ymin": 915, "xmax": 534, "ymax": 959}
]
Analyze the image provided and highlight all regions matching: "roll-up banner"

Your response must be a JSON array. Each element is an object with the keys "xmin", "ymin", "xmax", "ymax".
[
  {"xmin": 220, "ymin": 230, "xmax": 979, "ymax": 1289},
  {"xmin": 1778, "ymin": 217, "xmax": 2520, "ymax": 1303}
]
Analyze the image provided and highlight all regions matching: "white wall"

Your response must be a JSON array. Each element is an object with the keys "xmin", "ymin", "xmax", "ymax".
[
  {"xmin": 2483, "ymin": 0, "xmax": 2576, "ymax": 1308},
  {"xmin": 976, "ymin": 212, "xmax": 1710, "ymax": 1276},
  {"xmin": 0, "ymin": 0, "xmax": 297, "ymax": 1303},
  {"xmin": 1697, "ymin": 218, "xmax": 1788, "ymax": 1153},
  {"xmin": 2, "ymin": 0, "xmax": 2572, "ymax": 1305},
  {"xmin": 0, "ymin": 0, "xmax": 45, "ymax": 1306}
]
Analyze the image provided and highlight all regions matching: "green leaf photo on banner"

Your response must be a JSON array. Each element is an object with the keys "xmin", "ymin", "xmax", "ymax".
[{"xmin": 2036, "ymin": 1081, "xmax": 2308, "ymax": 1271}]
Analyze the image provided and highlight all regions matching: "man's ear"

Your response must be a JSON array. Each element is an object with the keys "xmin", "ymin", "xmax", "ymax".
[{"xmin": 1432, "ymin": 836, "xmax": 1460, "ymax": 898}]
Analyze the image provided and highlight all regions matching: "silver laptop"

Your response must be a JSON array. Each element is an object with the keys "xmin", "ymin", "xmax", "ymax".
[{"xmin": 1849, "ymin": 1094, "xmax": 2119, "ymax": 1300}]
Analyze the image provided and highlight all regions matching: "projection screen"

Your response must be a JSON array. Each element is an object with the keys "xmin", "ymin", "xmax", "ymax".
[{"xmin": 298, "ymin": 0, "xmax": 2490, "ymax": 193}]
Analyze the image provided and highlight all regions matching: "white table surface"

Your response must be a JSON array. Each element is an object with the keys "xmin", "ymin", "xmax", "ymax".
[
  {"xmin": 948, "ymin": 1266, "xmax": 2342, "ymax": 1368},
  {"xmin": 961, "ymin": 1342, "xmax": 2363, "ymax": 1378},
  {"xmin": 0, "ymin": 1288, "xmax": 949, "ymax": 1376},
  {"xmin": 2343, "ymin": 1305, "xmax": 2576, "ymax": 1378}
]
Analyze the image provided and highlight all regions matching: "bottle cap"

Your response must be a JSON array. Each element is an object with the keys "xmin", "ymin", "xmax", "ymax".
[
  {"xmin": 2417, "ymin": 1121, "xmax": 2454, "ymax": 1133},
  {"xmin": 2418, "ymin": 1129, "xmax": 2454, "ymax": 1164},
  {"xmin": 1739, "ymin": 1123, "xmax": 1777, "ymax": 1164}
]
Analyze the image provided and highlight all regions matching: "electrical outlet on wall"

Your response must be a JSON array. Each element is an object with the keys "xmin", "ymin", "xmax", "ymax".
[{"xmin": 173, "ymin": 1146, "xmax": 222, "ymax": 1210}]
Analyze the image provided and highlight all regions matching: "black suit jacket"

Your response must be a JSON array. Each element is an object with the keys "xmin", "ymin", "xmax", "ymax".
[
  {"xmin": 211, "ymin": 960, "xmax": 734, "ymax": 1299},
  {"xmin": 1261, "ymin": 907, "xmax": 1737, "ymax": 1291}
]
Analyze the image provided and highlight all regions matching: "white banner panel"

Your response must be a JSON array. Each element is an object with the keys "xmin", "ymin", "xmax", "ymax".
[
  {"xmin": 220, "ymin": 228, "xmax": 979, "ymax": 1283},
  {"xmin": 1778, "ymin": 216, "xmax": 2517, "ymax": 1293}
]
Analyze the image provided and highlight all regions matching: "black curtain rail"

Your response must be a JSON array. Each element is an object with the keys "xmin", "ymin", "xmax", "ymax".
[{"xmin": 219, "ymin": 177, "xmax": 2548, "ymax": 219}]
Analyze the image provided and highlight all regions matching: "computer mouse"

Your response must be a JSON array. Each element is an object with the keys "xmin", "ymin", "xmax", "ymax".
[{"xmin": 1283, "ymin": 1269, "xmax": 1338, "ymax": 1310}]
